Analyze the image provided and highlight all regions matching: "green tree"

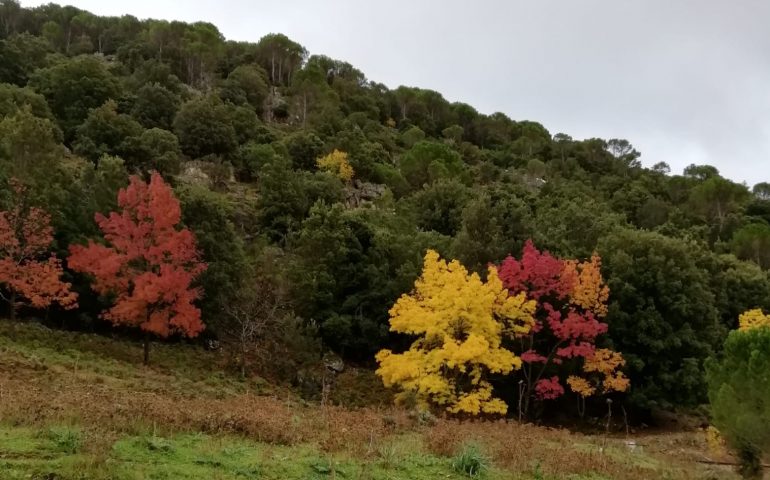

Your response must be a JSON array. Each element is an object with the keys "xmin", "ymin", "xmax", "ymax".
[
  {"xmin": 130, "ymin": 83, "xmax": 180, "ymax": 130},
  {"xmin": 401, "ymin": 179, "xmax": 470, "ymax": 237},
  {"xmin": 73, "ymin": 100, "xmax": 144, "ymax": 165},
  {"xmin": 173, "ymin": 96, "xmax": 238, "ymax": 159},
  {"xmin": 283, "ymin": 130, "xmax": 324, "ymax": 171},
  {"xmin": 0, "ymin": 83, "xmax": 57, "ymax": 126},
  {"xmin": 731, "ymin": 223, "xmax": 770, "ymax": 270},
  {"xmin": 177, "ymin": 184, "xmax": 249, "ymax": 330},
  {"xmin": 136, "ymin": 128, "xmax": 182, "ymax": 176},
  {"xmin": 220, "ymin": 64, "xmax": 269, "ymax": 114},
  {"xmin": 706, "ymin": 326, "xmax": 770, "ymax": 478},
  {"xmin": 29, "ymin": 56, "xmax": 122, "ymax": 141},
  {"xmin": 600, "ymin": 228, "xmax": 722, "ymax": 410},
  {"xmin": 399, "ymin": 141, "xmax": 465, "ymax": 190},
  {"xmin": 689, "ymin": 176, "xmax": 751, "ymax": 242},
  {"xmin": 0, "ymin": 33, "xmax": 50, "ymax": 85}
]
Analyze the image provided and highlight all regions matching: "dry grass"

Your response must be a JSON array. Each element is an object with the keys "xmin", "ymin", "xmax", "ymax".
[{"xmin": 0, "ymin": 321, "xmax": 742, "ymax": 479}]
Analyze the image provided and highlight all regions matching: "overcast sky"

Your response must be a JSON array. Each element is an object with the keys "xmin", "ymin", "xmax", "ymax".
[{"xmin": 21, "ymin": 0, "xmax": 770, "ymax": 185}]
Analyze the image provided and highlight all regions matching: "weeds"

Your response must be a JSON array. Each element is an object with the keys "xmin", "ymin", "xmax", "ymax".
[
  {"xmin": 452, "ymin": 442, "xmax": 488, "ymax": 477},
  {"xmin": 46, "ymin": 426, "xmax": 82, "ymax": 454}
]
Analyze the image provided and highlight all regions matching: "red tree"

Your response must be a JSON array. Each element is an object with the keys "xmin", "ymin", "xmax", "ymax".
[
  {"xmin": 69, "ymin": 172, "xmax": 206, "ymax": 364},
  {"xmin": 498, "ymin": 240, "xmax": 613, "ymax": 415},
  {"xmin": 0, "ymin": 180, "xmax": 78, "ymax": 320}
]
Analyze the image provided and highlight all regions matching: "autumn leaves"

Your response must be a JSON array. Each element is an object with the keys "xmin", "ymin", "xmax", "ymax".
[
  {"xmin": 376, "ymin": 241, "xmax": 629, "ymax": 417},
  {"xmin": 0, "ymin": 173, "xmax": 205, "ymax": 364}
]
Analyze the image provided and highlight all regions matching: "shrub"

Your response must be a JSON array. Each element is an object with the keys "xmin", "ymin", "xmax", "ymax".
[{"xmin": 706, "ymin": 326, "xmax": 770, "ymax": 479}]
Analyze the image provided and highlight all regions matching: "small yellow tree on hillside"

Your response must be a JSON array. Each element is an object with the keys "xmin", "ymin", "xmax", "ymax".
[
  {"xmin": 738, "ymin": 308, "xmax": 770, "ymax": 331},
  {"xmin": 316, "ymin": 149, "xmax": 354, "ymax": 182},
  {"xmin": 376, "ymin": 250, "xmax": 536, "ymax": 415}
]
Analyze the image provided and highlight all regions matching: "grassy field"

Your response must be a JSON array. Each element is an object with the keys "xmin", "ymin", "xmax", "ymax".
[{"xmin": 0, "ymin": 321, "xmax": 742, "ymax": 479}]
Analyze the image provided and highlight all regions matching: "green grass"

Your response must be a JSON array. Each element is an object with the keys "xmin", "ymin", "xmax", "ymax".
[{"xmin": 0, "ymin": 423, "xmax": 508, "ymax": 480}]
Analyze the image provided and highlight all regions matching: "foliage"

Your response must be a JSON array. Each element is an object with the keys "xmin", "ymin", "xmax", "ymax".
[
  {"xmin": 498, "ymin": 240, "xmax": 627, "ymax": 415},
  {"xmin": 600, "ymin": 229, "xmax": 723, "ymax": 410},
  {"xmin": 29, "ymin": 55, "xmax": 121, "ymax": 140},
  {"xmin": 738, "ymin": 309, "xmax": 770, "ymax": 331},
  {"xmin": 173, "ymin": 95, "xmax": 238, "ymax": 159},
  {"xmin": 68, "ymin": 173, "xmax": 206, "ymax": 361},
  {"xmin": 376, "ymin": 250, "xmax": 535, "ymax": 415},
  {"xmin": 316, "ymin": 149, "xmax": 354, "ymax": 181},
  {"xmin": 706, "ymin": 323, "xmax": 770, "ymax": 478},
  {"xmin": 0, "ymin": 180, "xmax": 77, "ymax": 318}
]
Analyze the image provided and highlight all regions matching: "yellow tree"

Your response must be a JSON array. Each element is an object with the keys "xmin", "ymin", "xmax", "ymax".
[
  {"xmin": 376, "ymin": 250, "xmax": 535, "ymax": 415},
  {"xmin": 316, "ymin": 149, "xmax": 354, "ymax": 182},
  {"xmin": 738, "ymin": 308, "xmax": 770, "ymax": 331}
]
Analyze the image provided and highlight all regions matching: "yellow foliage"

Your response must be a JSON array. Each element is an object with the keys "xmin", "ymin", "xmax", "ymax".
[
  {"xmin": 564, "ymin": 253, "xmax": 609, "ymax": 317},
  {"xmin": 375, "ymin": 250, "xmax": 536, "ymax": 415},
  {"xmin": 581, "ymin": 348, "xmax": 630, "ymax": 394},
  {"xmin": 704, "ymin": 426, "xmax": 728, "ymax": 458},
  {"xmin": 738, "ymin": 308, "xmax": 770, "ymax": 331},
  {"xmin": 316, "ymin": 149, "xmax": 354, "ymax": 181},
  {"xmin": 566, "ymin": 376, "xmax": 596, "ymax": 398}
]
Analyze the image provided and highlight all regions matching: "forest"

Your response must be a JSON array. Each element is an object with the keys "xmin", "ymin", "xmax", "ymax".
[{"xmin": 0, "ymin": 1, "xmax": 769, "ymax": 478}]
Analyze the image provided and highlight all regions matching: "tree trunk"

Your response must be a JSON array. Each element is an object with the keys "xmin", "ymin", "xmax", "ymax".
[
  {"xmin": 241, "ymin": 339, "xmax": 247, "ymax": 378},
  {"xmin": 143, "ymin": 333, "xmax": 151, "ymax": 366},
  {"xmin": 8, "ymin": 291, "xmax": 16, "ymax": 321}
]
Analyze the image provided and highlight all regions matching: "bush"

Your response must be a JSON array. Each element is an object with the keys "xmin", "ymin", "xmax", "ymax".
[{"xmin": 706, "ymin": 327, "xmax": 770, "ymax": 478}]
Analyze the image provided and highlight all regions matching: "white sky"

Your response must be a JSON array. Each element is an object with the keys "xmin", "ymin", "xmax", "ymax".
[{"xmin": 21, "ymin": 0, "xmax": 770, "ymax": 186}]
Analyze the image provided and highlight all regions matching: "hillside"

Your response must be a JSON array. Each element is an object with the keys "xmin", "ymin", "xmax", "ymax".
[
  {"xmin": 0, "ymin": 321, "xmax": 740, "ymax": 479},
  {"xmin": 0, "ymin": 1, "xmax": 769, "ymax": 477}
]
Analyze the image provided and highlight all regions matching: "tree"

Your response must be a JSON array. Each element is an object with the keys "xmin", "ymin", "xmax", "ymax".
[
  {"xmin": 706, "ymin": 317, "xmax": 770, "ymax": 478},
  {"xmin": 752, "ymin": 182, "xmax": 770, "ymax": 201},
  {"xmin": 283, "ymin": 130, "xmax": 324, "ymax": 170},
  {"xmin": 498, "ymin": 240, "xmax": 628, "ymax": 416},
  {"xmin": 376, "ymin": 250, "xmax": 535, "ymax": 415},
  {"xmin": 738, "ymin": 309, "xmax": 770, "ymax": 331},
  {"xmin": 731, "ymin": 223, "xmax": 770, "ymax": 270},
  {"xmin": 0, "ymin": 108, "xmax": 64, "ymax": 189},
  {"xmin": 136, "ymin": 128, "xmax": 182, "ymax": 176},
  {"xmin": 689, "ymin": 177, "xmax": 751, "ymax": 242},
  {"xmin": 683, "ymin": 164, "xmax": 719, "ymax": 181},
  {"xmin": 130, "ymin": 83, "xmax": 180, "ymax": 130},
  {"xmin": 0, "ymin": 180, "xmax": 77, "ymax": 320},
  {"xmin": 600, "ymin": 229, "xmax": 722, "ymax": 410},
  {"xmin": 29, "ymin": 56, "xmax": 122, "ymax": 141},
  {"xmin": 176, "ymin": 184, "xmax": 248, "ymax": 331},
  {"xmin": 73, "ymin": 100, "xmax": 144, "ymax": 165},
  {"xmin": 173, "ymin": 95, "xmax": 239, "ymax": 160},
  {"xmin": 316, "ymin": 149, "xmax": 354, "ymax": 182},
  {"xmin": 399, "ymin": 141, "xmax": 465, "ymax": 190},
  {"xmin": 0, "ymin": 33, "xmax": 51, "ymax": 86},
  {"xmin": 219, "ymin": 64, "xmax": 269, "ymax": 114},
  {"xmin": 68, "ymin": 172, "xmax": 206, "ymax": 365},
  {"xmin": 0, "ymin": 83, "xmax": 56, "ymax": 122},
  {"xmin": 224, "ymin": 272, "xmax": 289, "ymax": 377},
  {"xmin": 402, "ymin": 179, "xmax": 471, "ymax": 237}
]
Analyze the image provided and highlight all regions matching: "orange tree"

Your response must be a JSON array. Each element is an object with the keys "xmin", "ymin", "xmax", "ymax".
[
  {"xmin": 0, "ymin": 180, "xmax": 77, "ymax": 320},
  {"xmin": 69, "ymin": 172, "xmax": 206, "ymax": 364}
]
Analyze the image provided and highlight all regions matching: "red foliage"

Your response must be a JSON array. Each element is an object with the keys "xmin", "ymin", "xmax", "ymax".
[
  {"xmin": 498, "ymin": 240, "xmax": 575, "ymax": 301},
  {"xmin": 68, "ymin": 172, "xmax": 205, "ymax": 338},
  {"xmin": 0, "ymin": 180, "xmax": 77, "ymax": 316},
  {"xmin": 498, "ymin": 241, "xmax": 610, "ymax": 403},
  {"xmin": 534, "ymin": 377, "xmax": 565, "ymax": 400}
]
